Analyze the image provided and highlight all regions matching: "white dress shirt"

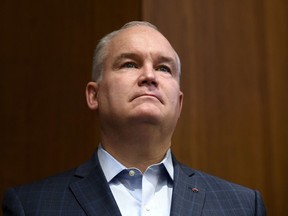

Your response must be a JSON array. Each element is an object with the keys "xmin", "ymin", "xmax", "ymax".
[{"xmin": 97, "ymin": 146, "xmax": 174, "ymax": 216}]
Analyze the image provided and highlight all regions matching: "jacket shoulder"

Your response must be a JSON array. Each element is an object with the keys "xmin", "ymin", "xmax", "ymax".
[
  {"xmin": 179, "ymin": 162, "xmax": 254, "ymax": 192},
  {"xmin": 176, "ymin": 162, "xmax": 266, "ymax": 215},
  {"xmin": 16, "ymin": 168, "xmax": 76, "ymax": 191}
]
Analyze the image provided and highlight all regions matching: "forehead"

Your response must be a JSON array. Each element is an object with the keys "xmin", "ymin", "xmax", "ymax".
[{"xmin": 106, "ymin": 26, "xmax": 177, "ymax": 61}]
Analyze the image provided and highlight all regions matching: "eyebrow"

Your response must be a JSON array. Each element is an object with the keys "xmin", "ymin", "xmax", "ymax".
[
  {"xmin": 155, "ymin": 56, "xmax": 177, "ymax": 69},
  {"xmin": 153, "ymin": 55, "xmax": 178, "ymax": 75},
  {"xmin": 113, "ymin": 52, "xmax": 141, "ymax": 63},
  {"xmin": 113, "ymin": 52, "xmax": 178, "ymax": 70}
]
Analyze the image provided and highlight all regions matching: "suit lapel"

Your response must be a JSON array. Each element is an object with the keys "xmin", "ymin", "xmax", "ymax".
[
  {"xmin": 69, "ymin": 151, "xmax": 206, "ymax": 216},
  {"xmin": 70, "ymin": 152, "xmax": 122, "ymax": 216},
  {"xmin": 170, "ymin": 159, "xmax": 206, "ymax": 216}
]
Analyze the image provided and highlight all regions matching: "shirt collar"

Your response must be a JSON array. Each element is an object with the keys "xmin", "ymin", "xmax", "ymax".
[{"xmin": 97, "ymin": 145, "xmax": 174, "ymax": 182}]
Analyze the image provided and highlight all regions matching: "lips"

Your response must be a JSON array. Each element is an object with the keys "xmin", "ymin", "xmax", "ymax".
[{"xmin": 131, "ymin": 92, "xmax": 164, "ymax": 104}]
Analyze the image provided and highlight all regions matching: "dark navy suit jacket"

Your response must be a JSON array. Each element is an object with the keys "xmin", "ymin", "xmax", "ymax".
[{"xmin": 2, "ymin": 151, "xmax": 266, "ymax": 215}]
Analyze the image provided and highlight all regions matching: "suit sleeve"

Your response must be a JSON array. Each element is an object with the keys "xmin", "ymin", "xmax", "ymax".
[
  {"xmin": 2, "ymin": 188, "xmax": 25, "ymax": 216},
  {"xmin": 255, "ymin": 190, "xmax": 266, "ymax": 216}
]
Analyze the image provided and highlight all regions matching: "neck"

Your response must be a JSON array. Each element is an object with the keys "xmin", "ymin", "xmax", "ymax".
[{"xmin": 100, "ymin": 124, "xmax": 172, "ymax": 172}]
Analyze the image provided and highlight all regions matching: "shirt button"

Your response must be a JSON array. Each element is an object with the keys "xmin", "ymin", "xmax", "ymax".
[
  {"xmin": 145, "ymin": 206, "xmax": 150, "ymax": 211},
  {"xmin": 129, "ymin": 170, "xmax": 135, "ymax": 176}
]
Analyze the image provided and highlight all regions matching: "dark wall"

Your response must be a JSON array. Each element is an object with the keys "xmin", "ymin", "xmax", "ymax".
[{"xmin": 0, "ymin": 0, "xmax": 141, "ymax": 208}]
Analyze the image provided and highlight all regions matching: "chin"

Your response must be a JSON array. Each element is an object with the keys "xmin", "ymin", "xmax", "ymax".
[
  {"xmin": 130, "ymin": 112, "xmax": 162, "ymax": 125},
  {"xmin": 128, "ymin": 104, "xmax": 164, "ymax": 123}
]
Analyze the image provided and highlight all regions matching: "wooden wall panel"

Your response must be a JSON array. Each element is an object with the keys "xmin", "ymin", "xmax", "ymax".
[
  {"xmin": 143, "ymin": 0, "xmax": 287, "ymax": 214},
  {"xmin": 1, "ymin": 0, "xmax": 286, "ymax": 215},
  {"xmin": 263, "ymin": 0, "xmax": 288, "ymax": 215},
  {"xmin": 0, "ymin": 0, "xmax": 141, "ymax": 208}
]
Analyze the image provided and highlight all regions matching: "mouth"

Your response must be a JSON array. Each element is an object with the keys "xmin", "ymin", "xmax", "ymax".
[{"xmin": 132, "ymin": 93, "xmax": 164, "ymax": 104}]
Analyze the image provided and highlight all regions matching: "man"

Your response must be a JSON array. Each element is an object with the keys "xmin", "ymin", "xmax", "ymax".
[{"xmin": 3, "ymin": 21, "xmax": 266, "ymax": 215}]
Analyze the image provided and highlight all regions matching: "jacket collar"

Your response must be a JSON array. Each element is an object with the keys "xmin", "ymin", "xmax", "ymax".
[
  {"xmin": 70, "ymin": 150, "xmax": 206, "ymax": 216},
  {"xmin": 170, "ymin": 155, "xmax": 206, "ymax": 216},
  {"xmin": 70, "ymin": 151, "xmax": 122, "ymax": 216}
]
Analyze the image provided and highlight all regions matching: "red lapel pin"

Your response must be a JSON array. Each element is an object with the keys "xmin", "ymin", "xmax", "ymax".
[{"xmin": 191, "ymin": 187, "xmax": 199, "ymax": 193}]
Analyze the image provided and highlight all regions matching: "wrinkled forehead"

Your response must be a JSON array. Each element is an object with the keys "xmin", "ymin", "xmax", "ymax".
[{"xmin": 107, "ymin": 26, "xmax": 178, "ymax": 63}]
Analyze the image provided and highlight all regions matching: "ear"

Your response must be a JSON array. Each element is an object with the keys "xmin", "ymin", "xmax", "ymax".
[
  {"xmin": 86, "ymin": 81, "xmax": 99, "ymax": 110},
  {"xmin": 178, "ymin": 90, "xmax": 184, "ymax": 116}
]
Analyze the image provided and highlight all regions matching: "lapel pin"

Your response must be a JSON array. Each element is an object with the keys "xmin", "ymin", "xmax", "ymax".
[{"xmin": 191, "ymin": 187, "xmax": 199, "ymax": 193}]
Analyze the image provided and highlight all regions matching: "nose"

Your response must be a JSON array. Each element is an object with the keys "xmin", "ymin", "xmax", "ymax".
[{"xmin": 137, "ymin": 66, "xmax": 158, "ymax": 87}]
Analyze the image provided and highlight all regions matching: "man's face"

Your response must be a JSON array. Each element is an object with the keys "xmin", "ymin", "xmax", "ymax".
[{"xmin": 89, "ymin": 26, "xmax": 183, "ymax": 130}]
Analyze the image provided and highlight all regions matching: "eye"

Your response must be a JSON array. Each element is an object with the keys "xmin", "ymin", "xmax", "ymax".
[
  {"xmin": 156, "ymin": 65, "xmax": 171, "ymax": 73},
  {"xmin": 121, "ymin": 62, "xmax": 138, "ymax": 69}
]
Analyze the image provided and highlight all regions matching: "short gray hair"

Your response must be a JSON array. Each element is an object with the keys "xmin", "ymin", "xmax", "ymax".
[{"xmin": 91, "ymin": 21, "xmax": 181, "ymax": 82}]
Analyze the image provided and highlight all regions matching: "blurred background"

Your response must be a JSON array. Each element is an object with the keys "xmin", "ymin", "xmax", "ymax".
[{"xmin": 1, "ymin": 0, "xmax": 287, "ymax": 215}]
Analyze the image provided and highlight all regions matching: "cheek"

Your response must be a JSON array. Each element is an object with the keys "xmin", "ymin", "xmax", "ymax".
[
  {"xmin": 166, "ymin": 84, "xmax": 181, "ymax": 101},
  {"xmin": 98, "ymin": 80, "xmax": 129, "ymax": 106},
  {"xmin": 169, "ymin": 91, "xmax": 182, "ymax": 112}
]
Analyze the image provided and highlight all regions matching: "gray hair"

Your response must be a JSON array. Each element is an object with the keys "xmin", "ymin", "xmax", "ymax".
[{"xmin": 91, "ymin": 21, "xmax": 181, "ymax": 82}]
